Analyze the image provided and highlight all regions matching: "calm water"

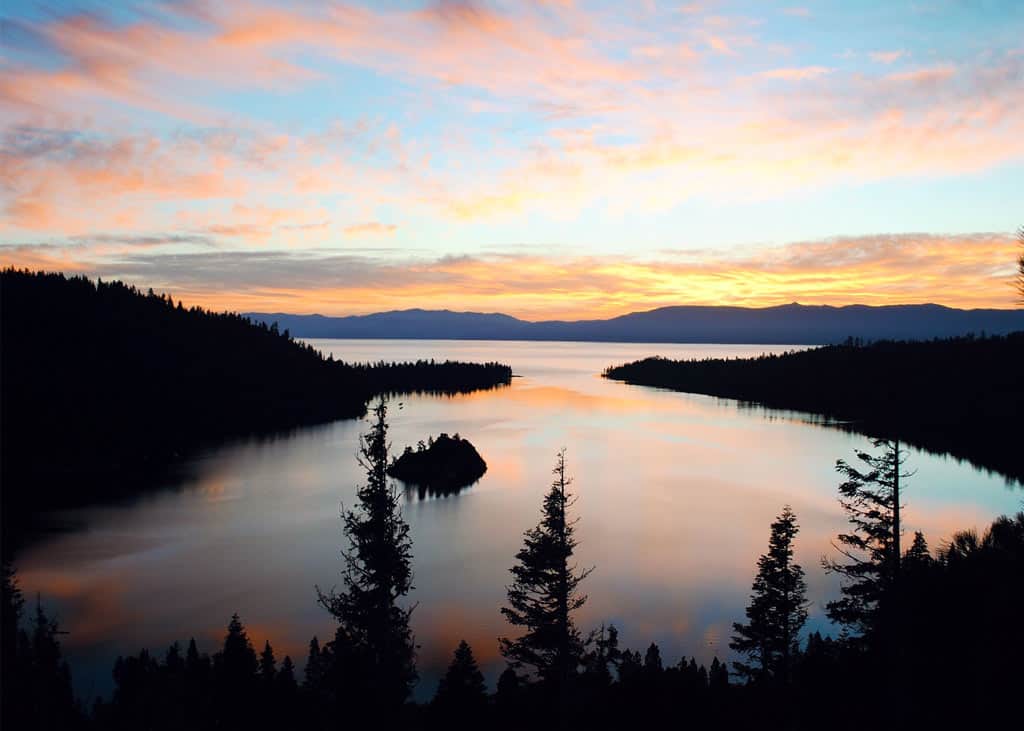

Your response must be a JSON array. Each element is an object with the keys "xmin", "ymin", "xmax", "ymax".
[{"xmin": 15, "ymin": 340, "xmax": 1021, "ymax": 700}]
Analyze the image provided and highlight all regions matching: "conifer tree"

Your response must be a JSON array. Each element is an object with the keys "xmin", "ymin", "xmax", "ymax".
[
  {"xmin": 316, "ymin": 398, "xmax": 417, "ymax": 710},
  {"xmin": 824, "ymin": 439, "xmax": 911, "ymax": 638},
  {"xmin": 259, "ymin": 641, "xmax": 277, "ymax": 684},
  {"xmin": 730, "ymin": 505, "xmax": 809, "ymax": 684},
  {"xmin": 500, "ymin": 449, "xmax": 593, "ymax": 685},
  {"xmin": 303, "ymin": 637, "xmax": 322, "ymax": 689},
  {"xmin": 583, "ymin": 624, "xmax": 621, "ymax": 686},
  {"xmin": 433, "ymin": 640, "xmax": 488, "ymax": 718},
  {"xmin": 643, "ymin": 643, "xmax": 663, "ymax": 673}
]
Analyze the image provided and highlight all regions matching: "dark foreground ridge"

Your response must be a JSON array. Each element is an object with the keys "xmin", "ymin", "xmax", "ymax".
[
  {"xmin": 603, "ymin": 334, "xmax": 1024, "ymax": 481},
  {"xmin": 387, "ymin": 433, "xmax": 488, "ymax": 496},
  {"xmin": 0, "ymin": 269, "xmax": 511, "ymax": 545},
  {"xmin": 247, "ymin": 302, "xmax": 1024, "ymax": 344}
]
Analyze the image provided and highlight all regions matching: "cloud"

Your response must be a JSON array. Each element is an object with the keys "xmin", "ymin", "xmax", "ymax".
[
  {"xmin": 343, "ymin": 222, "xmax": 398, "ymax": 237},
  {"xmin": 2, "ymin": 232, "xmax": 1017, "ymax": 319},
  {"xmin": 869, "ymin": 50, "xmax": 906, "ymax": 64},
  {"xmin": 755, "ymin": 66, "xmax": 833, "ymax": 80}
]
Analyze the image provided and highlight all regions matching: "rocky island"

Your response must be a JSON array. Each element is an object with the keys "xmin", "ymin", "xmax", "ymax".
[{"xmin": 387, "ymin": 433, "xmax": 487, "ymax": 496}]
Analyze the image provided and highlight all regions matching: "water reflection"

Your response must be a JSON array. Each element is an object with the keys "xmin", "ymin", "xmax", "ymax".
[{"xmin": 13, "ymin": 340, "xmax": 1020, "ymax": 701}]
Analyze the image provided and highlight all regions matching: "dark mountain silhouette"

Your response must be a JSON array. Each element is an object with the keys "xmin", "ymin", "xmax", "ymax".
[{"xmin": 247, "ymin": 303, "xmax": 1024, "ymax": 344}]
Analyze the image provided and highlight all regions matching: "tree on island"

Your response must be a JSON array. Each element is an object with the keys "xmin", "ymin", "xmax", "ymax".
[
  {"xmin": 500, "ymin": 449, "xmax": 593, "ymax": 692},
  {"xmin": 316, "ymin": 398, "xmax": 417, "ymax": 716},
  {"xmin": 730, "ymin": 506, "xmax": 809, "ymax": 685},
  {"xmin": 824, "ymin": 439, "xmax": 911, "ymax": 641}
]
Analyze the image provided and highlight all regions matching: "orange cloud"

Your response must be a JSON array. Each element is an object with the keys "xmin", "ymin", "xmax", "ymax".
[
  {"xmin": 2, "ymin": 232, "xmax": 1017, "ymax": 319},
  {"xmin": 343, "ymin": 222, "xmax": 398, "ymax": 237},
  {"xmin": 755, "ymin": 66, "xmax": 833, "ymax": 80}
]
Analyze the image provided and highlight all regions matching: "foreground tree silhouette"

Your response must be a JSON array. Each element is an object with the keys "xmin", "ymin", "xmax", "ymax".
[
  {"xmin": 500, "ymin": 449, "xmax": 592, "ymax": 691},
  {"xmin": 730, "ymin": 506, "xmax": 808, "ymax": 684},
  {"xmin": 316, "ymin": 398, "xmax": 416, "ymax": 714},
  {"xmin": 824, "ymin": 439, "xmax": 910, "ymax": 639}
]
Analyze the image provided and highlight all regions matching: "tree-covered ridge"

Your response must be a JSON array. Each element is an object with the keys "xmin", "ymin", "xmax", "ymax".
[
  {"xmin": 603, "ymin": 333, "xmax": 1024, "ymax": 481},
  {"xmin": 387, "ymin": 433, "xmax": 488, "ymax": 496},
  {"xmin": 0, "ymin": 269, "xmax": 511, "ymax": 541}
]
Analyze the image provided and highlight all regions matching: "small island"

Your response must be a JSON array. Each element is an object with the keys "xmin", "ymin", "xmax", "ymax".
[{"xmin": 387, "ymin": 433, "xmax": 487, "ymax": 496}]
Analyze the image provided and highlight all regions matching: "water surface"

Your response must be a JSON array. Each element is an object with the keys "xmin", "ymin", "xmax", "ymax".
[{"xmin": 15, "ymin": 340, "xmax": 1020, "ymax": 700}]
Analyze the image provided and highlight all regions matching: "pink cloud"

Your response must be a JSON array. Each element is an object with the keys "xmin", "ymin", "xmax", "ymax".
[
  {"xmin": 343, "ymin": 222, "xmax": 398, "ymax": 237},
  {"xmin": 869, "ymin": 50, "xmax": 906, "ymax": 64},
  {"xmin": 755, "ymin": 66, "xmax": 833, "ymax": 80}
]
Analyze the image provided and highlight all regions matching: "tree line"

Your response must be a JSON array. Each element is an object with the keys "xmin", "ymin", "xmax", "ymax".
[
  {"xmin": 0, "ymin": 269, "xmax": 511, "ymax": 550},
  {"xmin": 603, "ymin": 333, "xmax": 1024, "ymax": 481},
  {"xmin": 3, "ymin": 402, "xmax": 1021, "ymax": 730}
]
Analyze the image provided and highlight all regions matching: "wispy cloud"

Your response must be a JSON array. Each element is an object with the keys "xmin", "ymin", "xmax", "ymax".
[
  {"xmin": 343, "ymin": 222, "xmax": 398, "ymax": 237},
  {"xmin": 869, "ymin": 50, "xmax": 906, "ymax": 64},
  {"xmin": 755, "ymin": 66, "xmax": 833, "ymax": 80}
]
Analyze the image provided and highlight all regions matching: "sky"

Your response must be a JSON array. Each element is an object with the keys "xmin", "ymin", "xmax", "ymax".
[{"xmin": 1, "ymin": 0, "xmax": 1022, "ymax": 319}]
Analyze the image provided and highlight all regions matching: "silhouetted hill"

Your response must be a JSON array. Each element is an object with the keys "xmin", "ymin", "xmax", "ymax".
[
  {"xmin": 0, "ymin": 270, "xmax": 511, "ymax": 545},
  {"xmin": 604, "ymin": 334, "xmax": 1024, "ymax": 481},
  {"xmin": 247, "ymin": 303, "xmax": 1024, "ymax": 344}
]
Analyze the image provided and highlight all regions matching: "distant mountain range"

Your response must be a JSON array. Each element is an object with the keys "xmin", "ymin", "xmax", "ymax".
[{"xmin": 245, "ymin": 303, "xmax": 1024, "ymax": 345}]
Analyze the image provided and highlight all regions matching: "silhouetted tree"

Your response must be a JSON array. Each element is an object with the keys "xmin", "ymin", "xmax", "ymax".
[
  {"xmin": 643, "ymin": 643, "xmax": 663, "ymax": 673},
  {"xmin": 583, "ymin": 624, "xmax": 621, "ymax": 686},
  {"xmin": 730, "ymin": 506, "xmax": 809, "ymax": 684},
  {"xmin": 259, "ymin": 641, "xmax": 276, "ymax": 685},
  {"xmin": 303, "ymin": 637, "xmax": 323, "ymax": 689},
  {"xmin": 500, "ymin": 450, "xmax": 593, "ymax": 688},
  {"xmin": 432, "ymin": 640, "xmax": 487, "ymax": 725},
  {"xmin": 904, "ymin": 531, "xmax": 931, "ymax": 569},
  {"xmin": 708, "ymin": 657, "xmax": 729, "ymax": 692},
  {"xmin": 1, "ymin": 569, "xmax": 82, "ymax": 730},
  {"xmin": 316, "ymin": 398, "xmax": 417, "ymax": 714},
  {"xmin": 824, "ymin": 439, "xmax": 910, "ymax": 639}
]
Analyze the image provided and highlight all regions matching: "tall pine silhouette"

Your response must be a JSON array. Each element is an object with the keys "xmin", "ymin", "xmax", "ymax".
[
  {"xmin": 824, "ymin": 439, "xmax": 910, "ymax": 639},
  {"xmin": 316, "ymin": 398, "xmax": 416, "ymax": 714},
  {"xmin": 500, "ymin": 449, "xmax": 592, "ymax": 687},
  {"xmin": 730, "ymin": 506, "xmax": 808, "ymax": 684}
]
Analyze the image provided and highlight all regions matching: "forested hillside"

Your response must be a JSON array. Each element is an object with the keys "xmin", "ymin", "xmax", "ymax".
[
  {"xmin": 604, "ymin": 334, "xmax": 1024, "ymax": 480},
  {"xmin": 0, "ymin": 269, "xmax": 510, "ymax": 541}
]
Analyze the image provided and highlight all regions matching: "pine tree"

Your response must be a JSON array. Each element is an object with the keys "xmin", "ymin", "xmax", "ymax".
[
  {"xmin": 709, "ymin": 657, "xmax": 729, "ymax": 692},
  {"xmin": 730, "ymin": 505, "xmax": 809, "ymax": 684},
  {"xmin": 303, "ymin": 636, "xmax": 322, "ymax": 689},
  {"xmin": 500, "ymin": 449, "xmax": 593, "ymax": 685},
  {"xmin": 904, "ymin": 531, "xmax": 931, "ymax": 569},
  {"xmin": 643, "ymin": 643, "xmax": 663, "ymax": 673},
  {"xmin": 433, "ymin": 640, "xmax": 488, "ymax": 719},
  {"xmin": 824, "ymin": 439, "xmax": 911, "ymax": 639},
  {"xmin": 316, "ymin": 398, "xmax": 417, "ymax": 711},
  {"xmin": 259, "ymin": 640, "xmax": 277, "ymax": 684},
  {"xmin": 583, "ymin": 624, "xmax": 621, "ymax": 686}
]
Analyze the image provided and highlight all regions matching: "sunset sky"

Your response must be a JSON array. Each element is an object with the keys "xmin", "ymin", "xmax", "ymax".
[{"xmin": 2, "ymin": 0, "xmax": 1022, "ymax": 318}]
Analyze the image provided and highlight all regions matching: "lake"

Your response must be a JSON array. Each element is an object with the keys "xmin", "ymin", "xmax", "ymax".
[{"xmin": 14, "ymin": 339, "xmax": 1021, "ymax": 700}]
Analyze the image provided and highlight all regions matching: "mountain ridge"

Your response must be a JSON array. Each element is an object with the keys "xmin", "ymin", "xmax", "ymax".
[{"xmin": 245, "ymin": 303, "xmax": 1024, "ymax": 345}]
